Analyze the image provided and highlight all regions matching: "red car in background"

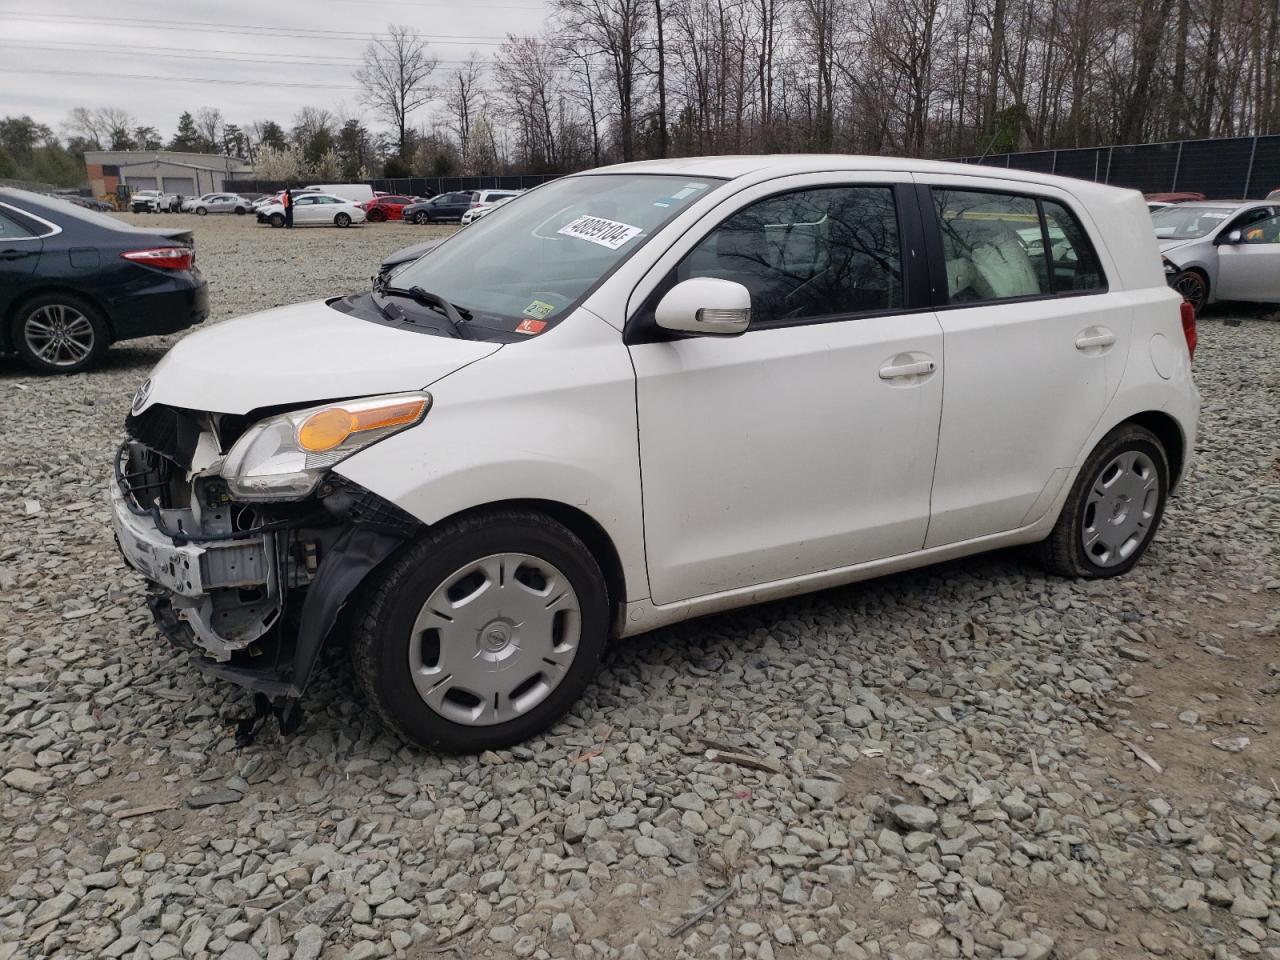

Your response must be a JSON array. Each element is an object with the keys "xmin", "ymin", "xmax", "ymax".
[{"xmin": 361, "ymin": 195, "xmax": 428, "ymax": 222}]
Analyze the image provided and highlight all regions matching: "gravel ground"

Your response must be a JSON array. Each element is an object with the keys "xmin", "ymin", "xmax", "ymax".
[{"xmin": 0, "ymin": 213, "xmax": 1277, "ymax": 960}]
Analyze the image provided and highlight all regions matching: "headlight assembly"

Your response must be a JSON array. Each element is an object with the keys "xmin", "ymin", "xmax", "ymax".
[
  {"xmin": 1162, "ymin": 257, "xmax": 1178, "ymax": 275},
  {"xmin": 221, "ymin": 393, "xmax": 430, "ymax": 501}
]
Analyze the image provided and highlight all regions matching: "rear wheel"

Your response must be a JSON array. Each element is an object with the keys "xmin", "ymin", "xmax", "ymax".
[
  {"xmin": 1033, "ymin": 423, "xmax": 1170, "ymax": 578},
  {"xmin": 269, "ymin": 212, "xmax": 285, "ymax": 228},
  {"xmin": 13, "ymin": 294, "xmax": 108, "ymax": 374},
  {"xmin": 413, "ymin": 211, "xmax": 430, "ymax": 225},
  {"xmin": 351, "ymin": 510, "xmax": 609, "ymax": 752},
  {"xmin": 1172, "ymin": 270, "xmax": 1208, "ymax": 316}
]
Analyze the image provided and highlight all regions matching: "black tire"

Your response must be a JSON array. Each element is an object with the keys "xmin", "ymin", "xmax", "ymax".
[
  {"xmin": 12, "ymin": 293, "xmax": 109, "ymax": 375},
  {"xmin": 235, "ymin": 206, "xmax": 246, "ymax": 215},
  {"xmin": 367, "ymin": 209, "xmax": 385, "ymax": 223},
  {"xmin": 196, "ymin": 207, "xmax": 208, "ymax": 216},
  {"xmin": 1033, "ymin": 423, "xmax": 1170, "ymax": 578},
  {"xmin": 1171, "ymin": 269, "xmax": 1208, "ymax": 316},
  {"xmin": 334, "ymin": 213, "xmax": 352, "ymax": 228},
  {"xmin": 413, "ymin": 211, "xmax": 430, "ymax": 225},
  {"xmin": 350, "ymin": 510, "xmax": 609, "ymax": 753},
  {"xmin": 269, "ymin": 212, "xmax": 285, "ymax": 228}
]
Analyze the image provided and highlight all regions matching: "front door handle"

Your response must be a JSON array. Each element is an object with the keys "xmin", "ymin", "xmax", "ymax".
[
  {"xmin": 0, "ymin": 249, "xmax": 33, "ymax": 261},
  {"xmin": 879, "ymin": 358, "xmax": 936, "ymax": 380},
  {"xmin": 1075, "ymin": 329, "xmax": 1116, "ymax": 350}
]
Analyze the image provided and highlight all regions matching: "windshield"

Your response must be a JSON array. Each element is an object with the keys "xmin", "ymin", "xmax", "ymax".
[
  {"xmin": 389, "ymin": 174, "xmax": 723, "ymax": 332},
  {"xmin": 1150, "ymin": 205, "xmax": 1235, "ymax": 240}
]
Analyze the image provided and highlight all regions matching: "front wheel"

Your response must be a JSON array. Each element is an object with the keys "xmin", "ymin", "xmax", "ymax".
[
  {"xmin": 235, "ymin": 207, "xmax": 246, "ymax": 215},
  {"xmin": 413, "ymin": 211, "xmax": 430, "ymax": 224},
  {"xmin": 1033, "ymin": 423, "xmax": 1170, "ymax": 578},
  {"xmin": 195, "ymin": 207, "xmax": 208, "ymax": 216},
  {"xmin": 351, "ymin": 510, "xmax": 609, "ymax": 752},
  {"xmin": 1172, "ymin": 270, "xmax": 1207, "ymax": 316},
  {"xmin": 367, "ymin": 209, "xmax": 385, "ymax": 223},
  {"xmin": 269, "ymin": 212, "xmax": 285, "ymax": 228},
  {"xmin": 334, "ymin": 213, "xmax": 352, "ymax": 227}
]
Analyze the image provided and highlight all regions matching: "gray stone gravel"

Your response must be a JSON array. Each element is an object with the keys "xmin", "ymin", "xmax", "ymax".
[{"xmin": 0, "ymin": 214, "xmax": 1277, "ymax": 959}]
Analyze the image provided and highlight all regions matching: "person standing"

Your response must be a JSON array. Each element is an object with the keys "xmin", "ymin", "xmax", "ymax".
[{"xmin": 283, "ymin": 184, "xmax": 294, "ymax": 229}]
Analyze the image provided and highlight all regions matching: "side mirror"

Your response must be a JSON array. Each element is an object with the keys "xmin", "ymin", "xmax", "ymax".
[
  {"xmin": 654, "ymin": 277, "xmax": 751, "ymax": 337},
  {"xmin": 1224, "ymin": 229, "xmax": 1243, "ymax": 244}
]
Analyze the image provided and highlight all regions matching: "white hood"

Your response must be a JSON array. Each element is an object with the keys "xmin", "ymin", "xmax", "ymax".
[
  {"xmin": 139, "ymin": 299, "xmax": 501, "ymax": 415},
  {"xmin": 1158, "ymin": 238, "xmax": 1194, "ymax": 254}
]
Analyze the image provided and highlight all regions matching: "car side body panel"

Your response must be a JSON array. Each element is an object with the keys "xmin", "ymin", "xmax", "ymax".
[{"xmin": 333, "ymin": 309, "xmax": 650, "ymax": 604}]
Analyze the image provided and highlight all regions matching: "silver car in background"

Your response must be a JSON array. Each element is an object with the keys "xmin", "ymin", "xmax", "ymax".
[
  {"xmin": 188, "ymin": 193, "xmax": 251, "ymax": 216},
  {"xmin": 1154, "ymin": 200, "xmax": 1280, "ymax": 314}
]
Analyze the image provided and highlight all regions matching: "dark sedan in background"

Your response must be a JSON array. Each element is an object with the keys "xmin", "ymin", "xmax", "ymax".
[{"xmin": 0, "ymin": 189, "xmax": 208, "ymax": 374}]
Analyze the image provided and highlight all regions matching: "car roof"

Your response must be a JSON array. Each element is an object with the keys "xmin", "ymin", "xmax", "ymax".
[{"xmin": 583, "ymin": 153, "xmax": 1157, "ymax": 206}]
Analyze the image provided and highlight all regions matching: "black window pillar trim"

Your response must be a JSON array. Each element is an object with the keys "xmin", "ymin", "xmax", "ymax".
[{"xmin": 913, "ymin": 183, "xmax": 950, "ymax": 309}]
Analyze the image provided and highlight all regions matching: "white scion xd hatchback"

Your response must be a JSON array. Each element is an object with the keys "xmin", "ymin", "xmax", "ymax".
[{"xmin": 113, "ymin": 156, "xmax": 1199, "ymax": 751}]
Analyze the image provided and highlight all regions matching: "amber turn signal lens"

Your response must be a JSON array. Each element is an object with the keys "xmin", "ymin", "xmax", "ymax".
[{"xmin": 297, "ymin": 398, "xmax": 427, "ymax": 452}]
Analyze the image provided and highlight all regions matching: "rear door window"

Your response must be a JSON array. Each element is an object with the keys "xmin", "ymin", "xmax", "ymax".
[
  {"xmin": 932, "ymin": 190, "xmax": 1049, "ymax": 302},
  {"xmin": 0, "ymin": 209, "xmax": 36, "ymax": 239},
  {"xmin": 931, "ymin": 189, "xmax": 1106, "ymax": 302}
]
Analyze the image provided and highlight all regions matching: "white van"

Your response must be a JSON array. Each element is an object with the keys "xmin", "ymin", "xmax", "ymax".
[{"xmin": 307, "ymin": 183, "xmax": 376, "ymax": 204}]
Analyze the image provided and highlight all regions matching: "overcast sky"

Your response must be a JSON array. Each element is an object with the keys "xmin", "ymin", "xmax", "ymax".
[{"xmin": 3, "ymin": 0, "xmax": 554, "ymax": 140}]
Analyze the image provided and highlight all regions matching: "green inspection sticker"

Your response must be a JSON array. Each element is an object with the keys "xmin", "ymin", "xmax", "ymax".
[{"xmin": 522, "ymin": 299, "xmax": 556, "ymax": 319}]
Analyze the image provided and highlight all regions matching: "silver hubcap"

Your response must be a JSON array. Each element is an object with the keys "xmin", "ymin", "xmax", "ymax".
[
  {"xmin": 1082, "ymin": 450, "xmax": 1160, "ymax": 567},
  {"xmin": 24, "ymin": 304, "xmax": 94, "ymax": 367},
  {"xmin": 408, "ymin": 553, "xmax": 581, "ymax": 726}
]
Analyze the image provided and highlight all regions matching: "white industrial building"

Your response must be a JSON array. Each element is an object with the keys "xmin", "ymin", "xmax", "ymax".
[{"xmin": 84, "ymin": 150, "xmax": 254, "ymax": 198}]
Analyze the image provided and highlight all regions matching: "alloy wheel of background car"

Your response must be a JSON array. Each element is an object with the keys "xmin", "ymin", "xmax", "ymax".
[
  {"xmin": 269, "ymin": 212, "xmax": 284, "ymax": 228},
  {"xmin": 235, "ymin": 207, "xmax": 246, "ymax": 215},
  {"xmin": 335, "ymin": 213, "xmax": 352, "ymax": 227},
  {"xmin": 414, "ymin": 211, "xmax": 430, "ymax": 224},
  {"xmin": 1033, "ymin": 423, "xmax": 1169, "ymax": 578},
  {"xmin": 367, "ymin": 209, "xmax": 385, "ymax": 222},
  {"xmin": 196, "ymin": 207, "xmax": 208, "ymax": 216},
  {"xmin": 14, "ymin": 296, "xmax": 107, "ymax": 374},
  {"xmin": 351, "ymin": 510, "xmax": 608, "ymax": 752},
  {"xmin": 1172, "ymin": 270, "xmax": 1207, "ymax": 315}
]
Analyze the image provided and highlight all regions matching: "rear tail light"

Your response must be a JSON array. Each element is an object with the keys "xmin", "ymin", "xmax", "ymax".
[
  {"xmin": 1179, "ymin": 301, "xmax": 1197, "ymax": 360},
  {"xmin": 121, "ymin": 247, "xmax": 194, "ymax": 270}
]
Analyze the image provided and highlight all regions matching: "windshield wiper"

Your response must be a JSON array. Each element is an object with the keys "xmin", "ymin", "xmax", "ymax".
[{"xmin": 382, "ymin": 285, "xmax": 472, "ymax": 339}]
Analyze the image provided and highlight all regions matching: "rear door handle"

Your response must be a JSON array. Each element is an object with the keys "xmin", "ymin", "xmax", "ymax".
[
  {"xmin": 1075, "ymin": 329, "xmax": 1115, "ymax": 350},
  {"xmin": 879, "ymin": 359, "xmax": 936, "ymax": 380},
  {"xmin": 0, "ymin": 249, "xmax": 33, "ymax": 261}
]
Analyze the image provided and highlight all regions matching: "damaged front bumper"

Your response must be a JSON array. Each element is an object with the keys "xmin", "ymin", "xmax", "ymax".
[{"xmin": 111, "ymin": 427, "xmax": 416, "ymax": 699}]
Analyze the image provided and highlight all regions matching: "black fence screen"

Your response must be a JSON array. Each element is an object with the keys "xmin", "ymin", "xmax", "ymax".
[
  {"xmin": 224, "ymin": 174, "xmax": 560, "ymax": 197},
  {"xmin": 955, "ymin": 135, "xmax": 1280, "ymax": 199}
]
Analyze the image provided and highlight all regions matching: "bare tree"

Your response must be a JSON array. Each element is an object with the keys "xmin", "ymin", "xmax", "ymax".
[
  {"xmin": 194, "ymin": 107, "xmax": 224, "ymax": 151},
  {"xmin": 445, "ymin": 54, "xmax": 486, "ymax": 165},
  {"xmin": 555, "ymin": 0, "xmax": 650, "ymax": 161},
  {"xmin": 356, "ymin": 24, "xmax": 438, "ymax": 157}
]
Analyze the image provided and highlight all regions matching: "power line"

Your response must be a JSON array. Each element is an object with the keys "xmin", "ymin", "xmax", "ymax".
[
  {"xmin": 0, "ymin": 39, "xmax": 558, "ymax": 71},
  {"xmin": 0, "ymin": 12, "xmax": 531, "ymax": 45},
  {"xmin": 0, "ymin": 66, "xmax": 364, "ymax": 91}
]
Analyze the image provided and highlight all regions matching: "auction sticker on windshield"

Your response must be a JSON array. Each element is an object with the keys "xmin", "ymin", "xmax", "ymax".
[{"xmin": 557, "ymin": 215, "xmax": 643, "ymax": 250}]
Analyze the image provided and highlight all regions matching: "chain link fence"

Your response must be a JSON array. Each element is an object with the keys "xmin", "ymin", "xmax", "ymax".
[{"xmin": 954, "ymin": 135, "xmax": 1280, "ymax": 199}]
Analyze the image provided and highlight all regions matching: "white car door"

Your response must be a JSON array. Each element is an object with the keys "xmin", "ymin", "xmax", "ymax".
[
  {"xmin": 1216, "ymin": 209, "xmax": 1280, "ymax": 302},
  {"xmin": 627, "ymin": 174, "xmax": 944, "ymax": 605},
  {"xmin": 293, "ymin": 195, "xmax": 322, "ymax": 224},
  {"xmin": 915, "ymin": 175, "xmax": 1128, "ymax": 547}
]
